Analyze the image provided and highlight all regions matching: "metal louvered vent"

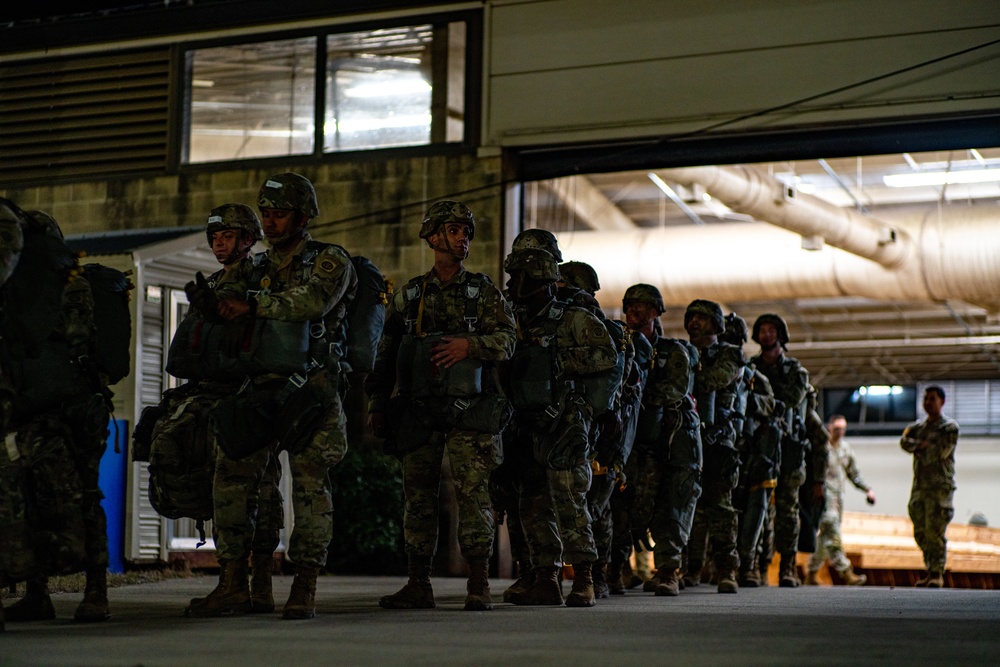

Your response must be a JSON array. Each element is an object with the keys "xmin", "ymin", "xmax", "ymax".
[{"xmin": 0, "ymin": 48, "xmax": 171, "ymax": 186}]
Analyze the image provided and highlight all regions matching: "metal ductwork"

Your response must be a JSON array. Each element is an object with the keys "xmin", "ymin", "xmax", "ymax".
[
  {"xmin": 558, "ymin": 205, "xmax": 1000, "ymax": 314},
  {"xmin": 657, "ymin": 165, "xmax": 911, "ymax": 269}
]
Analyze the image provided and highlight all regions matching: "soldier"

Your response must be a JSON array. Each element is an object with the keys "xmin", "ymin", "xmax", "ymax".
[
  {"xmin": 617, "ymin": 284, "xmax": 702, "ymax": 597},
  {"xmin": 367, "ymin": 201, "xmax": 515, "ymax": 611},
  {"xmin": 750, "ymin": 314, "xmax": 810, "ymax": 588},
  {"xmin": 194, "ymin": 172, "xmax": 358, "ymax": 619},
  {"xmin": 164, "ymin": 204, "xmax": 285, "ymax": 614},
  {"xmin": 798, "ymin": 386, "xmax": 831, "ymax": 555},
  {"xmin": 805, "ymin": 414, "xmax": 874, "ymax": 586},
  {"xmin": 683, "ymin": 300, "xmax": 745, "ymax": 593},
  {"xmin": 503, "ymin": 248, "xmax": 617, "ymax": 607},
  {"xmin": 558, "ymin": 260, "xmax": 643, "ymax": 599},
  {"xmin": 901, "ymin": 386, "xmax": 959, "ymax": 588},
  {"xmin": 3, "ymin": 212, "xmax": 115, "ymax": 623}
]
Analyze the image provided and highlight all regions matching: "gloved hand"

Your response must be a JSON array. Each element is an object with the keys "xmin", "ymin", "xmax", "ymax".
[
  {"xmin": 219, "ymin": 320, "xmax": 248, "ymax": 357},
  {"xmin": 184, "ymin": 272, "xmax": 224, "ymax": 323}
]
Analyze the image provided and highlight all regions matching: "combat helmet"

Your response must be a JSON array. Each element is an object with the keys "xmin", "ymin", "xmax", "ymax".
[
  {"xmin": 752, "ymin": 313, "xmax": 790, "ymax": 349},
  {"xmin": 559, "ymin": 261, "xmax": 600, "ymax": 295},
  {"xmin": 504, "ymin": 247, "xmax": 560, "ymax": 282},
  {"xmin": 511, "ymin": 229, "xmax": 562, "ymax": 262},
  {"xmin": 622, "ymin": 283, "xmax": 664, "ymax": 315},
  {"xmin": 684, "ymin": 299, "xmax": 725, "ymax": 334},
  {"xmin": 419, "ymin": 200, "xmax": 476, "ymax": 241},
  {"xmin": 719, "ymin": 313, "xmax": 749, "ymax": 347},
  {"xmin": 206, "ymin": 203, "xmax": 264, "ymax": 244},
  {"xmin": 258, "ymin": 173, "xmax": 320, "ymax": 218}
]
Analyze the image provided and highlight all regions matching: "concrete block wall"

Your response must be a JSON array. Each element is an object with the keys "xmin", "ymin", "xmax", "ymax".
[{"xmin": 1, "ymin": 152, "xmax": 506, "ymax": 288}]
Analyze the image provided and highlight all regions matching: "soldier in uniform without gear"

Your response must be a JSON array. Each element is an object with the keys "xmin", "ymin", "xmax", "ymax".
[
  {"xmin": 901, "ymin": 386, "xmax": 959, "ymax": 588},
  {"xmin": 503, "ymin": 248, "xmax": 618, "ymax": 608},
  {"xmin": 197, "ymin": 173, "xmax": 358, "ymax": 620},
  {"xmin": 367, "ymin": 201, "xmax": 515, "ymax": 612},
  {"xmin": 683, "ymin": 299, "xmax": 745, "ymax": 593}
]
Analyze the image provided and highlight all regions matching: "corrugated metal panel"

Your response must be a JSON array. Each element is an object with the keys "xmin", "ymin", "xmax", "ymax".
[{"xmin": 0, "ymin": 48, "xmax": 170, "ymax": 185}]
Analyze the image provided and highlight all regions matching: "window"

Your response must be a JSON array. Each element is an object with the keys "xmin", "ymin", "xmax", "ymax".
[{"xmin": 183, "ymin": 20, "xmax": 468, "ymax": 164}]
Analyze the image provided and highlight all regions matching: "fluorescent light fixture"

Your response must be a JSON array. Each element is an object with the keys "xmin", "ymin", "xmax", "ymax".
[
  {"xmin": 326, "ymin": 113, "xmax": 431, "ymax": 133},
  {"xmin": 343, "ymin": 78, "xmax": 430, "ymax": 98},
  {"xmin": 858, "ymin": 385, "xmax": 903, "ymax": 396},
  {"xmin": 883, "ymin": 168, "xmax": 1000, "ymax": 188}
]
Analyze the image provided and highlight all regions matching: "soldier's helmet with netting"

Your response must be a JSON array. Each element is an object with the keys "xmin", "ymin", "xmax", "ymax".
[
  {"xmin": 257, "ymin": 173, "xmax": 320, "ymax": 218},
  {"xmin": 511, "ymin": 229, "xmax": 562, "ymax": 262},
  {"xmin": 504, "ymin": 248, "xmax": 560, "ymax": 282},
  {"xmin": 418, "ymin": 200, "xmax": 476, "ymax": 241},
  {"xmin": 685, "ymin": 299, "xmax": 726, "ymax": 334},
  {"xmin": 206, "ymin": 204, "xmax": 264, "ymax": 244},
  {"xmin": 27, "ymin": 211, "xmax": 63, "ymax": 240},
  {"xmin": 719, "ymin": 313, "xmax": 749, "ymax": 346},
  {"xmin": 622, "ymin": 283, "xmax": 665, "ymax": 315},
  {"xmin": 558, "ymin": 261, "xmax": 600, "ymax": 295},
  {"xmin": 752, "ymin": 313, "xmax": 790, "ymax": 348}
]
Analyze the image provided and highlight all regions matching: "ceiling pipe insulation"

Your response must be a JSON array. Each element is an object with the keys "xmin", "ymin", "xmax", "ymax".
[{"xmin": 558, "ymin": 206, "xmax": 1000, "ymax": 314}]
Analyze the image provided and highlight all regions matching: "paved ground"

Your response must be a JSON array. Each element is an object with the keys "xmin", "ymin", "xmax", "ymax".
[{"xmin": 2, "ymin": 575, "xmax": 999, "ymax": 666}]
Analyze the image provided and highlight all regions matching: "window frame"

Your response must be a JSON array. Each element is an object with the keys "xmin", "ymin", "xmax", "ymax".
[{"xmin": 172, "ymin": 10, "xmax": 481, "ymax": 174}]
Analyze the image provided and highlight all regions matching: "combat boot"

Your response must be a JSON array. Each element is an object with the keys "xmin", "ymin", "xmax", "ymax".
[
  {"xmin": 778, "ymin": 557, "xmax": 800, "ymax": 588},
  {"xmin": 249, "ymin": 554, "xmax": 275, "ymax": 613},
  {"xmin": 5, "ymin": 578, "xmax": 55, "ymax": 622},
  {"xmin": 654, "ymin": 568, "xmax": 680, "ymax": 597},
  {"xmin": 607, "ymin": 561, "xmax": 625, "ymax": 595},
  {"xmin": 682, "ymin": 570, "xmax": 701, "ymax": 588},
  {"xmin": 503, "ymin": 560, "xmax": 535, "ymax": 602},
  {"xmin": 185, "ymin": 559, "xmax": 251, "ymax": 617},
  {"xmin": 642, "ymin": 570, "xmax": 662, "ymax": 592},
  {"xmin": 75, "ymin": 567, "xmax": 111, "ymax": 622},
  {"xmin": 509, "ymin": 566, "xmax": 563, "ymax": 605},
  {"xmin": 804, "ymin": 569, "xmax": 820, "ymax": 585},
  {"xmin": 379, "ymin": 564, "xmax": 435, "ymax": 609},
  {"xmin": 592, "ymin": 561, "xmax": 609, "ymax": 599},
  {"xmin": 739, "ymin": 569, "xmax": 762, "ymax": 588},
  {"xmin": 464, "ymin": 559, "xmax": 492, "ymax": 611},
  {"xmin": 565, "ymin": 562, "xmax": 596, "ymax": 608},
  {"xmin": 837, "ymin": 567, "xmax": 867, "ymax": 586},
  {"xmin": 920, "ymin": 571, "xmax": 944, "ymax": 588},
  {"xmin": 282, "ymin": 565, "xmax": 320, "ymax": 619},
  {"xmin": 717, "ymin": 569, "xmax": 739, "ymax": 594}
]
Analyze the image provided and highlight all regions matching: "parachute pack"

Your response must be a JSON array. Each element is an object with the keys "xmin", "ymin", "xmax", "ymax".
[
  {"xmin": 344, "ymin": 251, "xmax": 388, "ymax": 374},
  {"xmin": 81, "ymin": 263, "xmax": 133, "ymax": 385}
]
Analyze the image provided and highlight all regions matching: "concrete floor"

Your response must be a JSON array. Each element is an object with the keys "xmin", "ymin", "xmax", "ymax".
[{"xmin": 3, "ymin": 575, "xmax": 999, "ymax": 666}]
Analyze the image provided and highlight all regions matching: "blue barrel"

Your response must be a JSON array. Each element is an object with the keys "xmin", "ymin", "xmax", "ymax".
[{"xmin": 99, "ymin": 419, "xmax": 129, "ymax": 573}]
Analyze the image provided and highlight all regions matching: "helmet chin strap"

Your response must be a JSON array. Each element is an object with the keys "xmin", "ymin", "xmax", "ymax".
[{"xmin": 430, "ymin": 233, "xmax": 468, "ymax": 260}]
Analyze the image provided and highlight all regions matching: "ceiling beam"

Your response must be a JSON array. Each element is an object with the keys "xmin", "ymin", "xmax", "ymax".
[{"xmin": 545, "ymin": 175, "xmax": 636, "ymax": 231}]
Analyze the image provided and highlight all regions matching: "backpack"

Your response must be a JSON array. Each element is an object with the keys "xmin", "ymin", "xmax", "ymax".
[
  {"xmin": 342, "ymin": 252, "xmax": 388, "ymax": 374},
  {"xmin": 81, "ymin": 263, "xmax": 132, "ymax": 384}
]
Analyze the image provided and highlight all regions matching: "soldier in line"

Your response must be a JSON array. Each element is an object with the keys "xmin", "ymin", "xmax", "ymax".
[
  {"xmin": 503, "ymin": 248, "xmax": 617, "ymax": 607},
  {"xmin": 750, "ymin": 314, "xmax": 811, "ymax": 588},
  {"xmin": 798, "ymin": 386, "xmax": 831, "ymax": 556},
  {"xmin": 3, "ymin": 212, "xmax": 114, "ymax": 623},
  {"xmin": 682, "ymin": 300, "xmax": 745, "ymax": 593},
  {"xmin": 618, "ymin": 284, "xmax": 702, "ymax": 597},
  {"xmin": 901, "ymin": 386, "xmax": 959, "ymax": 588},
  {"xmin": 805, "ymin": 414, "xmax": 874, "ymax": 586},
  {"xmin": 199, "ymin": 173, "xmax": 358, "ymax": 619},
  {"xmin": 367, "ymin": 201, "xmax": 515, "ymax": 611},
  {"xmin": 172, "ymin": 204, "xmax": 285, "ymax": 614}
]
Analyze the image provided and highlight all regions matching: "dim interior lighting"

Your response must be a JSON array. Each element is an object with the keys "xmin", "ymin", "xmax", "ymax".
[
  {"xmin": 343, "ymin": 78, "xmax": 430, "ymax": 98},
  {"xmin": 858, "ymin": 385, "xmax": 903, "ymax": 396},
  {"xmin": 883, "ymin": 169, "xmax": 1000, "ymax": 187}
]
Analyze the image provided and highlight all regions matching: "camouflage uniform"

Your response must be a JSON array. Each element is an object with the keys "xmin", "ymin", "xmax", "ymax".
[
  {"xmin": 214, "ymin": 232, "xmax": 357, "ymax": 568},
  {"xmin": 751, "ymin": 351, "xmax": 810, "ymax": 580},
  {"xmin": 798, "ymin": 396, "xmax": 830, "ymax": 554},
  {"xmin": 686, "ymin": 337, "xmax": 745, "ymax": 584},
  {"xmin": 807, "ymin": 438, "xmax": 870, "ymax": 575},
  {"xmin": 901, "ymin": 414, "xmax": 959, "ymax": 573},
  {"xmin": 366, "ymin": 267, "xmax": 515, "ymax": 565}
]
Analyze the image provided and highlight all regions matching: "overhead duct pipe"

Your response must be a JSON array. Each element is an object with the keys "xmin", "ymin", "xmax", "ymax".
[
  {"xmin": 557, "ymin": 206, "xmax": 1000, "ymax": 314},
  {"xmin": 657, "ymin": 165, "xmax": 911, "ymax": 269}
]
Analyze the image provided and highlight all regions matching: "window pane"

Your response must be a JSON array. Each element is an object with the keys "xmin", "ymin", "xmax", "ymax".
[
  {"xmin": 325, "ymin": 26, "xmax": 433, "ymax": 152},
  {"xmin": 186, "ymin": 37, "xmax": 316, "ymax": 163}
]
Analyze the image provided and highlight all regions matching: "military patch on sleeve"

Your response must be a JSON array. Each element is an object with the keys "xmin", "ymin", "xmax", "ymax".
[{"xmin": 312, "ymin": 252, "xmax": 342, "ymax": 278}]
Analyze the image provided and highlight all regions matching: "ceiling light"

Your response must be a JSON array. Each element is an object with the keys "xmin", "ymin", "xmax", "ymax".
[{"xmin": 883, "ymin": 168, "xmax": 1000, "ymax": 187}]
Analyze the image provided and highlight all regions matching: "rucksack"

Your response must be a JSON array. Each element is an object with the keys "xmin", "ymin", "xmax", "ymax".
[
  {"xmin": 343, "ymin": 252, "xmax": 388, "ymax": 374},
  {"xmin": 81, "ymin": 263, "xmax": 132, "ymax": 385}
]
